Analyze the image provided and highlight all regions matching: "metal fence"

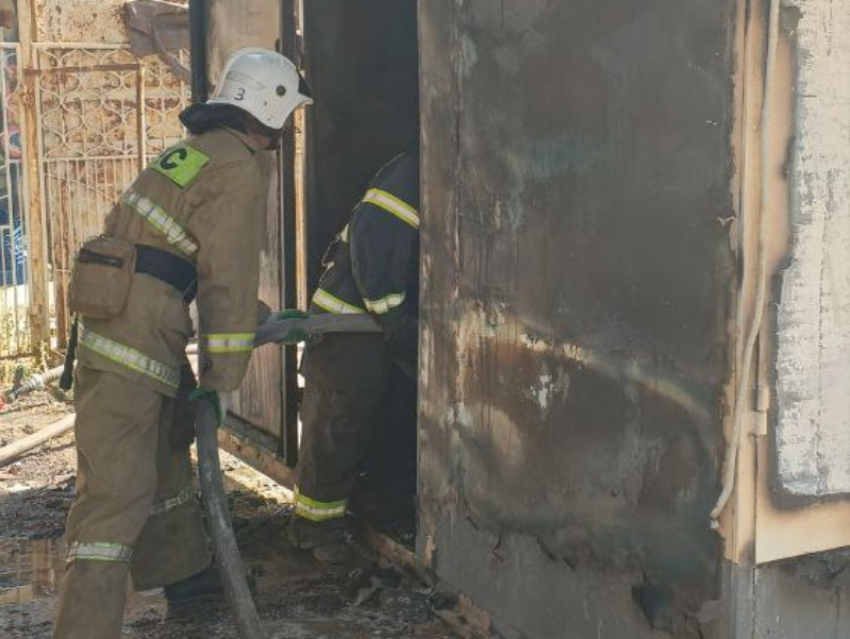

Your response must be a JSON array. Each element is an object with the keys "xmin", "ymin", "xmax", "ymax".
[
  {"xmin": 0, "ymin": 42, "xmax": 29, "ymax": 358},
  {"xmin": 35, "ymin": 45, "xmax": 189, "ymax": 346},
  {"xmin": 0, "ymin": 43, "xmax": 189, "ymax": 358}
]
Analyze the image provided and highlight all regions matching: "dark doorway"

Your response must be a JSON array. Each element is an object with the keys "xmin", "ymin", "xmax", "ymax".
[
  {"xmin": 301, "ymin": 0, "xmax": 420, "ymax": 286},
  {"xmin": 285, "ymin": 0, "xmax": 420, "ymax": 544}
]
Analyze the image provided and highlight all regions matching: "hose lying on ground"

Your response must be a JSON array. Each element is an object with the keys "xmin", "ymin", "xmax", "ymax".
[
  {"xmin": 0, "ymin": 414, "xmax": 76, "ymax": 467},
  {"xmin": 2, "ymin": 365, "xmax": 65, "ymax": 402}
]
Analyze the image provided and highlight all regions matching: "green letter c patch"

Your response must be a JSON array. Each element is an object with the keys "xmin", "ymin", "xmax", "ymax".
[{"xmin": 152, "ymin": 144, "xmax": 210, "ymax": 187}]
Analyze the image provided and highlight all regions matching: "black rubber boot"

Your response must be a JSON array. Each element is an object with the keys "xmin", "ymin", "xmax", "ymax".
[{"xmin": 164, "ymin": 563, "xmax": 224, "ymax": 617}]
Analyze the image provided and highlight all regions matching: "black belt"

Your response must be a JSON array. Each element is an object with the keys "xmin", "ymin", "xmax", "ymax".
[{"xmin": 135, "ymin": 244, "xmax": 197, "ymax": 303}]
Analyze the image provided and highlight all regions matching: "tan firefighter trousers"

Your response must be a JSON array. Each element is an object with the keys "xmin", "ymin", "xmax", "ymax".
[{"xmin": 53, "ymin": 364, "xmax": 211, "ymax": 639}]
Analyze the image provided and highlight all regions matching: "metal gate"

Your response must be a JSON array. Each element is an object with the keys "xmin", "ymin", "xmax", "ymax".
[
  {"xmin": 0, "ymin": 42, "xmax": 29, "ymax": 358},
  {"xmin": 34, "ymin": 44, "xmax": 189, "ymax": 348},
  {"xmin": 0, "ymin": 42, "xmax": 188, "ymax": 360}
]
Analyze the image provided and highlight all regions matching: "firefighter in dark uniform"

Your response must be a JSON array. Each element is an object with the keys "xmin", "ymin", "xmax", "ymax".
[{"xmin": 289, "ymin": 152, "xmax": 420, "ymax": 562}]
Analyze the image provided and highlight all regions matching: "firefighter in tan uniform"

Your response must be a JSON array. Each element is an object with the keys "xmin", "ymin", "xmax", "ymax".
[{"xmin": 53, "ymin": 49, "xmax": 312, "ymax": 639}]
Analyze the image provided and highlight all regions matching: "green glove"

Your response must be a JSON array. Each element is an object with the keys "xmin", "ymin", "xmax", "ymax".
[
  {"xmin": 271, "ymin": 309, "xmax": 310, "ymax": 321},
  {"xmin": 267, "ymin": 309, "xmax": 311, "ymax": 344},
  {"xmin": 189, "ymin": 388, "xmax": 228, "ymax": 426}
]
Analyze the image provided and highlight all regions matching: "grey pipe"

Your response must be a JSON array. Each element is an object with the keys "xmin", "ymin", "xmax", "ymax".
[{"xmin": 0, "ymin": 414, "xmax": 75, "ymax": 467}]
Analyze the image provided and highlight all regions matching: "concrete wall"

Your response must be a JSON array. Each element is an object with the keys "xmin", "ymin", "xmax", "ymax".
[
  {"xmin": 34, "ymin": 0, "xmax": 127, "ymax": 43},
  {"xmin": 417, "ymin": 1, "xmax": 737, "ymax": 636},
  {"xmin": 749, "ymin": 1, "xmax": 850, "ymax": 637},
  {"xmin": 753, "ymin": 552, "xmax": 850, "ymax": 638},
  {"xmin": 773, "ymin": 0, "xmax": 850, "ymax": 499}
]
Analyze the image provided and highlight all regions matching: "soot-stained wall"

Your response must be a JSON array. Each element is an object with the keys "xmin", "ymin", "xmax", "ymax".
[{"xmin": 417, "ymin": 1, "xmax": 737, "ymax": 636}]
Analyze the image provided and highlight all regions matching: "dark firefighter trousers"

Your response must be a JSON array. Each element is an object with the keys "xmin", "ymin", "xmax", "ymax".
[{"xmin": 294, "ymin": 332, "xmax": 417, "ymax": 524}]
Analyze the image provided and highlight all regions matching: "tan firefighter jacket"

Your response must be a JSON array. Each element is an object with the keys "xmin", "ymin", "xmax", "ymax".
[{"xmin": 76, "ymin": 126, "xmax": 266, "ymax": 397}]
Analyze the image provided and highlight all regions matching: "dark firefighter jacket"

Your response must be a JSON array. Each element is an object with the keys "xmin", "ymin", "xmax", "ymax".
[{"xmin": 301, "ymin": 152, "xmax": 420, "ymax": 388}]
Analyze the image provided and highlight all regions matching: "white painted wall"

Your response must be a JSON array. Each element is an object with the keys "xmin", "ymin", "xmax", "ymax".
[{"xmin": 775, "ymin": 0, "xmax": 850, "ymax": 497}]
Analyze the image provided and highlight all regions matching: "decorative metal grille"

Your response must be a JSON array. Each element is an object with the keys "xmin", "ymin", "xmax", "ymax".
[
  {"xmin": 35, "ymin": 45, "xmax": 189, "ymax": 346},
  {"xmin": 0, "ymin": 40, "xmax": 189, "ymax": 359}
]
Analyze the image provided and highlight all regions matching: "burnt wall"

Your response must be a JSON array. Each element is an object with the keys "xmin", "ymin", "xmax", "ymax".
[{"xmin": 417, "ymin": 1, "xmax": 736, "ymax": 637}]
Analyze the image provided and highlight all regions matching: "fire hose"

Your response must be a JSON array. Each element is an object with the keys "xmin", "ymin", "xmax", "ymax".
[
  {"xmin": 1, "ymin": 365, "xmax": 65, "ymax": 405},
  {"xmin": 196, "ymin": 313, "xmax": 382, "ymax": 639}
]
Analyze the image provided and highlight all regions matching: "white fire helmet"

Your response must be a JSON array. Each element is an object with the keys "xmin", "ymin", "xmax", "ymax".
[{"xmin": 208, "ymin": 48, "xmax": 313, "ymax": 130}]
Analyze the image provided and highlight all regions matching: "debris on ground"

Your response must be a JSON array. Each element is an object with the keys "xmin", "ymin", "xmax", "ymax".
[
  {"xmin": 0, "ymin": 391, "xmax": 459, "ymax": 638},
  {"xmin": 0, "ymin": 391, "xmax": 76, "ymax": 540}
]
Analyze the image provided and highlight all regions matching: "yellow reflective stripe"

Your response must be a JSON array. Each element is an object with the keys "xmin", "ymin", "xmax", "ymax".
[
  {"xmin": 79, "ymin": 328, "xmax": 180, "ymax": 389},
  {"xmin": 312, "ymin": 288, "xmax": 365, "ymax": 315},
  {"xmin": 363, "ymin": 292, "xmax": 406, "ymax": 315},
  {"xmin": 123, "ymin": 189, "xmax": 198, "ymax": 256},
  {"xmin": 340, "ymin": 224, "xmax": 350, "ymax": 243},
  {"xmin": 150, "ymin": 484, "xmax": 194, "ymax": 516},
  {"xmin": 294, "ymin": 486, "xmax": 347, "ymax": 522},
  {"xmin": 67, "ymin": 542, "xmax": 133, "ymax": 564},
  {"xmin": 362, "ymin": 188, "xmax": 420, "ymax": 229},
  {"xmin": 203, "ymin": 332, "xmax": 255, "ymax": 353}
]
